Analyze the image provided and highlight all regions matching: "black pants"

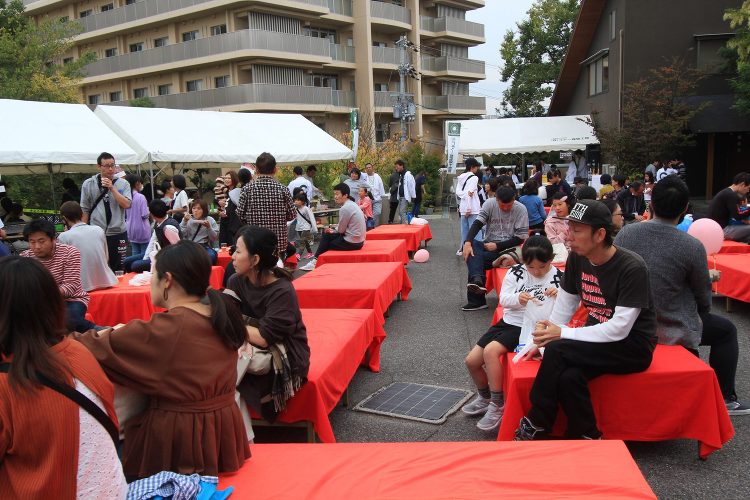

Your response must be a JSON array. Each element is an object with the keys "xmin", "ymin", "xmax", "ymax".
[
  {"xmin": 388, "ymin": 200, "xmax": 399, "ymax": 223},
  {"xmin": 314, "ymin": 233, "xmax": 363, "ymax": 258},
  {"xmin": 527, "ymin": 337, "xmax": 654, "ymax": 438},
  {"xmin": 688, "ymin": 313, "xmax": 738, "ymax": 400},
  {"xmin": 105, "ymin": 231, "xmax": 128, "ymax": 272}
]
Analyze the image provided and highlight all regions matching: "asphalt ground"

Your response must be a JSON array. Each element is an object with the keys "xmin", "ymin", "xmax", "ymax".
[{"xmin": 269, "ymin": 216, "xmax": 750, "ymax": 499}]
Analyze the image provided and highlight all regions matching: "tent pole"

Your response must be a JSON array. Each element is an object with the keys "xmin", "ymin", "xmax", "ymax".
[
  {"xmin": 47, "ymin": 163, "xmax": 56, "ymax": 210},
  {"xmin": 151, "ymin": 161, "xmax": 156, "ymax": 199}
]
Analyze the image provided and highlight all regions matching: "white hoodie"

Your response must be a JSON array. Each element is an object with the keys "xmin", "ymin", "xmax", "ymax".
[{"xmin": 456, "ymin": 171, "xmax": 481, "ymax": 215}]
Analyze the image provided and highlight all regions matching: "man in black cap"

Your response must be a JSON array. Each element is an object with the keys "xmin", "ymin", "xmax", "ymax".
[{"xmin": 514, "ymin": 199, "xmax": 657, "ymax": 441}]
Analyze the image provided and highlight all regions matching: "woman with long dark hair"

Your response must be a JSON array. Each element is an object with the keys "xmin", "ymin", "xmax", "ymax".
[
  {"xmin": 226, "ymin": 226, "xmax": 310, "ymax": 422},
  {"xmin": 0, "ymin": 257, "xmax": 126, "ymax": 498},
  {"xmin": 76, "ymin": 240, "xmax": 250, "ymax": 479}
]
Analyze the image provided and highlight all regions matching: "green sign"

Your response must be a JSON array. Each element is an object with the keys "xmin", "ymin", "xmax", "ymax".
[
  {"xmin": 350, "ymin": 108, "xmax": 359, "ymax": 130},
  {"xmin": 448, "ymin": 122, "xmax": 461, "ymax": 136}
]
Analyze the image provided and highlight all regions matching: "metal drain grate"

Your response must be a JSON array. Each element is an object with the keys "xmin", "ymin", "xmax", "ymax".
[{"xmin": 353, "ymin": 382, "xmax": 473, "ymax": 424}]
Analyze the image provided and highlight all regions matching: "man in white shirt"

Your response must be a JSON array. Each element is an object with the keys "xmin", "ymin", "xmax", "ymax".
[
  {"xmin": 124, "ymin": 200, "xmax": 181, "ymax": 273},
  {"xmin": 395, "ymin": 159, "xmax": 416, "ymax": 224},
  {"xmin": 363, "ymin": 162, "xmax": 385, "ymax": 226},
  {"xmin": 58, "ymin": 201, "xmax": 118, "ymax": 292},
  {"xmin": 288, "ymin": 166, "xmax": 314, "ymax": 200},
  {"xmin": 456, "ymin": 158, "xmax": 482, "ymax": 255},
  {"xmin": 514, "ymin": 200, "xmax": 656, "ymax": 441}
]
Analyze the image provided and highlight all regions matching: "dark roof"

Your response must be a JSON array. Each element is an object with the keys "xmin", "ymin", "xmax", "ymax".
[{"xmin": 548, "ymin": 0, "xmax": 606, "ymax": 116}]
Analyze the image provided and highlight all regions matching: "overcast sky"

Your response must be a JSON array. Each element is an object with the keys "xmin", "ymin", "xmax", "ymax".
[{"xmin": 466, "ymin": 1, "xmax": 537, "ymax": 114}]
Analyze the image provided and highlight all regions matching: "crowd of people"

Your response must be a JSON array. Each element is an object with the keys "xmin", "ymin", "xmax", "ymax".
[
  {"xmin": 2, "ymin": 148, "xmax": 750, "ymax": 495},
  {"xmin": 456, "ymin": 158, "xmax": 750, "ymax": 438}
]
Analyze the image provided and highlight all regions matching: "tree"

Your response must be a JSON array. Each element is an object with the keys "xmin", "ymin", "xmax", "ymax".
[
  {"xmin": 0, "ymin": 0, "xmax": 94, "ymax": 103},
  {"xmin": 723, "ymin": 3, "xmax": 750, "ymax": 114},
  {"xmin": 499, "ymin": 0, "xmax": 579, "ymax": 117},
  {"xmin": 590, "ymin": 60, "xmax": 708, "ymax": 178}
]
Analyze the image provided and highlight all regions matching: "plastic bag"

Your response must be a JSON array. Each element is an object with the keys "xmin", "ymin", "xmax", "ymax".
[{"xmin": 517, "ymin": 294, "xmax": 556, "ymax": 350}]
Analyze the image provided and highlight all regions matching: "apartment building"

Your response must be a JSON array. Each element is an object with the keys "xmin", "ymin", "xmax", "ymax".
[{"xmin": 26, "ymin": 0, "xmax": 487, "ymax": 149}]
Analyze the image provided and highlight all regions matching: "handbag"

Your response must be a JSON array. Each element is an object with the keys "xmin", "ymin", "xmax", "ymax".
[{"xmin": 238, "ymin": 343, "xmax": 273, "ymax": 376}]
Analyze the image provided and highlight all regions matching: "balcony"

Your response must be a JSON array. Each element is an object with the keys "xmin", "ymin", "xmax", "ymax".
[
  {"xmin": 330, "ymin": 43, "xmax": 355, "ymax": 63},
  {"xmin": 373, "ymin": 90, "xmax": 413, "ymax": 109},
  {"xmin": 371, "ymin": 46, "xmax": 399, "ymax": 66},
  {"xmin": 69, "ymin": 0, "xmax": 328, "ymax": 34},
  {"xmin": 421, "ymin": 94, "xmax": 485, "ymax": 114},
  {"xmin": 420, "ymin": 16, "xmax": 485, "ymax": 42},
  {"xmin": 420, "ymin": 54, "xmax": 485, "ymax": 78},
  {"xmin": 84, "ymin": 30, "xmax": 333, "ymax": 79},
  {"xmin": 108, "ymin": 84, "xmax": 355, "ymax": 110},
  {"xmin": 327, "ymin": 0, "xmax": 353, "ymax": 16},
  {"xmin": 370, "ymin": 1, "xmax": 411, "ymax": 27}
]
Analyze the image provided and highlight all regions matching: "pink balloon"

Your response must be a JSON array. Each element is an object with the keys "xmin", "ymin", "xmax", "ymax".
[
  {"xmin": 687, "ymin": 218, "xmax": 724, "ymax": 255},
  {"xmin": 413, "ymin": 249, "xmax": 430, "ymax": 263}
]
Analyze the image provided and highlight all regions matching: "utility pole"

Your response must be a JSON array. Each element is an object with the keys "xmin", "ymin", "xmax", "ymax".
[{"xmin": 394, "ymin": 35, "xmax": 416, "ymax": 143}]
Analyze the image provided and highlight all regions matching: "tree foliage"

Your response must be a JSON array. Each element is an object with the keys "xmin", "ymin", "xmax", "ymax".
[
  {"xmin": 129, "ymin": 96, "xmax": 156, "ymax": 107},
  {"xmin": 0, "ymin": 0, "xmax": 94, "ymax": 103},
  {"xmin": 591, "ymin": 60, "xmax": 708, "ymax": 178},
  {"xmin": 499, "ymin": 0, "xmax": 579, "ymax": 117},
  {"xmin": 724, "ymin": 3, "xmax": 750, "ymax": 114}
]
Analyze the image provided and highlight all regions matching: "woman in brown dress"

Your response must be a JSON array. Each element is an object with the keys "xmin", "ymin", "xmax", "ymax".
[{"xmin": 77, "ymin": 240, "xmax": 250, "ymax": 479}]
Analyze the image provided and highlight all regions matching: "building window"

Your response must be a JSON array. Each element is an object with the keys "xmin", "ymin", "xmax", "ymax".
[
  {"xmin": 182, "ymin": 31, "xmax": 199, "ymax": 42},
  {"xmin": 214, "ymin": 75, "xmax": 230, "ymax": 88},
  {"xmin": 154, "ymin": 37, "xmax": 168, "ymax": 48},
  {"xmin": 158, "ymin": 84, "xmax": 172, "ymax": 95},
  {"xmin": 304, "ymin": 27, "xmax": 337, "ymax": 43},
  {"xmin": 375, "ymin": 123, "xmax": 389, "ymax": 143},
  {"xmin": 109, "ymin": 91, "xmax": 122, "ymax": 102},
  {"xmin": 105, "ymin": 48, "xmax": 117, "ymax": 58},
  {"xmin": 133, "ymin": 87, "xmax": 148, "ymax": 98},
  {"xmin": 63, "ymin": 57, "xmax": 74, "ymax": 65},
  {"xmin": 609, "ymin": 11, "xmax": 616, "ymax": 41},
  {"xmin": 588, "ymin": 55, "xmax": 608, "ymax": 96},
  {"xmin": 374, "ymin": 83, "xmax": 389, "ymax": 92},
  {"xmin": 309, "ymin": 73, "xmax": 338, "ymax": 89},
  {"xmin": 347, "ymin": 38, "xmax": 353, "ymax": 47},
  {"xmin": 697, "ymin": 36, "xmax": 732, "ymax": 74},
  {"xmin": 88, "ymin": 94, "xmax": 100, "ymax": 105},
  {"xmin": 372, "ymin": 41, "xmax": 387, "ymax": 48},
  {"xmin": 129, "ymin": 42, "xmax": 144, "ymax": 53},
  {"xmin": 125, "ymin": 0, "xmax": 137, "ymax": 4},
  {"xmin": 210, "ymin": 24, "xmax": 227, "ymax": 36},
  {"xmin": 79, "ymin": 9, "xmax": 92, "ymax": 18},
  {"xmin": 186, "ymin": 79, "xmax": 203, "ymax": 92},
  {"xmin": 101, "ymin": 3, "xmax": 114, "ymax": 12}
]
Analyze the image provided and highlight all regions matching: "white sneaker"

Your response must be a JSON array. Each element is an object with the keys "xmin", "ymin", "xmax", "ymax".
[
  {"xmin": 456, "ymin": 249, "xmax": 463, "ymax": 256},
  {"xmin": 461, "ymin": 394, "xmax": 490, "ymax": 415},
  {"xmin": 299, "ymin": 258, "xmax": 317, "ymax": 272},
  {"xmin": 476, "ymin": 402, "xmax": 504, "ymax": 431}
]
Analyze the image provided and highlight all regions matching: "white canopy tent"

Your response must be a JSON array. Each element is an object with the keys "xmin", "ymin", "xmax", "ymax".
[
  {"xmin": 94, "ymin": 106, "xmax": 354, "ymax": 165},
  {"xmin": 448, "ymin": 115, "xmax": 598, "ymax": 156},
  {"xmin": 0, "ymin": 99, "xmax": 144, "ymax": 175}
]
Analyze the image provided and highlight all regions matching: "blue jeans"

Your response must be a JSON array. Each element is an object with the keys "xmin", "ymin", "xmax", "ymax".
[
  {"xmin": 411, "ymin": 202, "xmax": 421, "ymax": 218},
  {"xmin": 130, "ymin": 241, "xmax": 149, "ymax": 256},
  {"xmin": 466, "ymin": 240, "xmax": 503, "ymax": 307},
  {"xmin": 124, "ymin": 253, "xmax": 151, "ymax": 273},
  {"xmin": 66, "ymin": 301, "xmax": 96, "ymax": 332},
  {"xmin": 460, "ymin": 213, "xmax": 484, "ymax": 244},
  {"xmin": 205, "ymin": 246, "xmax": 217, "ymax": 265}
]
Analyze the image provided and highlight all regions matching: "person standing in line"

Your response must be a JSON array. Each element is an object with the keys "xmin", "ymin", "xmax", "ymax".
[
  {"xmin": 167, "ymin": 174, "xmax": 189, "ymax": 222},
  {"xmin": 387, "ymin": 168, "xmax": 400, "ymax": 224},
  {"xmin": 395, "ymin": 159, "xmax": 416, "ymax": 224},
  {"xmin": 303, "ymin": 165, "xmax": 322, "ymax": 200},
  {"xmin": 288, "ymin": 166, "xmax": 314, "ymax": 200},
  {"xmin": 80, "ymin": 152, "xmax": 132, "ymax": 272},
  {"xmin": 456, "ymin": 158, "xmax": 483, "ymax": 256},
  {"xmin": 412, "ymin": 170, "xmax": 427, "ymax": 218},
  {"xmin": 565, "ymin": 151, "xmax": 579, "ymax": 185},
  {"xmin": 125, "ymin": 174, "xmax": 151, "ymax": 258},
  {"xmin": 236, "ymin": 152, "xmax": 296, "ymax": 260},
  {"xmin": 364, "ymin": 162, "xmax": 385, "ymax": 226}
]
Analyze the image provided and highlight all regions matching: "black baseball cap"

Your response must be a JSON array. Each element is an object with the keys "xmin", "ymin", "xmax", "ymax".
[{"xmin": 564, "ymin": 199, "xmax": 612, "ymax": 227}]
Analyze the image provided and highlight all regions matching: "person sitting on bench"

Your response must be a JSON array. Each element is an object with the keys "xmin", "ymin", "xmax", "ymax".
[{"xmin": 299, "ymin": 183, "xmax": 365, "ymax": 271}]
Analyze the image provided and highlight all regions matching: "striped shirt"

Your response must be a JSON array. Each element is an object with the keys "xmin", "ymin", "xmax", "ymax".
[{"xmin": 22, "ymin": 243, "xmax": 89, "ymax": 306}]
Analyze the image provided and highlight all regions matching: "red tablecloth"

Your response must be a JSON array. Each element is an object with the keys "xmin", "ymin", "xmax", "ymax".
[
  {"xmin": 260, "ymin": 309, "xmax": 383, "ymax": 443},
  {"xmin": 709, "ymin": 254, "xmax": 750, "ymax": 302},
  {"xmin": 316, "ymin": 239, "xmax": 408, "ymax": 266},
  {"xmin": 219, "ymin": 441, "xmax": 655, "ymax": 499},
  {"xmin": 365, "ymin": 223, "xmax": 433, "ymax": 252},
  {"xmin": 719, "ymin": 240, "xmax": 750, "ymax": 254},
  {"xmin": 217, "ymin": 248, "xmax": 232, "ymax": 268},
  {"xmin": 498, "ymin": 345, "xmax": 734, "ymax": 459},
  {"xmin": 88, "ymin": 267, "xmax": 225, "ymax": 325}
]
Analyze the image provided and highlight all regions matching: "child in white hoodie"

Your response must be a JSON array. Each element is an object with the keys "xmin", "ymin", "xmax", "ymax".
[
  {"xmin": 293, "ymin": 193, "xmax": 317, "ymax": 259},
  {"xmin": 462, "ymin": 235, "xmax": 563, "ymax": 432}
]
